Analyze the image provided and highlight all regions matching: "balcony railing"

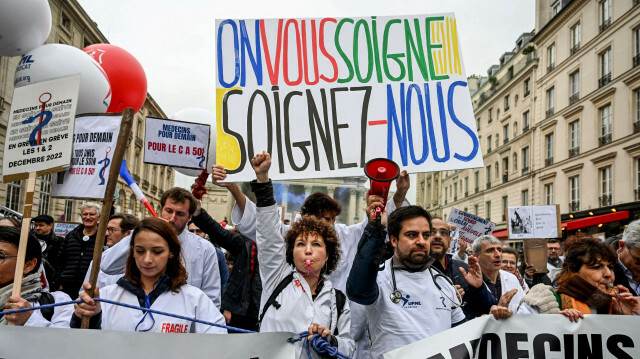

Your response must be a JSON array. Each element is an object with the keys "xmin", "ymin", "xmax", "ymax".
[
  {"xmin": 522, "ymin": 166, "xmax": 529, "ymax": 175},
  {"xmin": 504, "ymin": 105, "xmax": 510, "ymax": 112},
  {"xmin": 599, "ymin": 194, "xmax": 612, "ymax": 207},
  {"xmin": 475, "ymin": 187, "xmax": 479, "ymax": 194},
  {"xmin": 502, "ymin": 214, "xmax": 506, "ymax": 221},
  {"xmin": 503, "ymin": 138, "xmax": 509, "ymax": 145},
  {"xmin": 135, "ymin": 137, "xmax": 143, "ymax": 147},
  {"xmin": 141, "ymin": 179, "xmax": 149, "ymax": 189},
  {"xmin": 132, "ymin": 174, "xmax": 141, "ymax": 182},
  {"xmin": 569, "ymin": 93, "xmax": 580, "ymax": 105},
  {"xmin": 569, "ymin": 147, "xmax": 580, "ymax": 158},
  {"xmin": 599, "ymin": 18, "xmax": 611, "ymax": 33},
  {"xmin": 487, "ymin": 147, "xmax": 492, "ymax": 153},
  {"xmin": 502, "ymin": 174, "xmax": 508, "ymax": 183},
  {"xmin": 598, "ymin": 73, "xmax": 611, "ymax": 88},
  {"xmin": 569, "ymin": 201, "xmax": 580, "ymax": 212},
  {"xmin": 547, "ymin": 64, "xmax": 555, "ymax": 73},
  {"xmin": 151, "ymin": 185, "xmax": 157, "ymax": 193},
  {"xmin": 454, "ymin": 195, "xmax": 458, "ymax": 201},
  {"xmin": 570, "ymin": 43, "xmax": 580, "ymax": 55},
  {"xmin": 634, "ymin": 121, "xmax": 640, "ymax": 134},
  {"xmin": 634, "ymin": 53, "xmax": 640, "ymax": 68},
  {"xmin": 545, "ymin": 157, "xmax": 554, "ymax": 166},
  {"xmin": 445, "ymin": 198, "xmax": 448, "ymax": 205},
  {"xmin": 599, "ymin": 133, "xmax": 612, "ymax": 146},
  {"xmin": 465, "ymin": 191, "xmax": 469, "ymax": 197},
  {"xmin": 546, "ymin": 108, "xmax": 554, "ymax": 118},
  {"xmin": 486, "ymin": 182, "xmax": 492, "ymax": 189},
  {"xmin": 523, "ymin": 125, "xmax": 530, "ymax": 133},
  {"xmin": 523, "ymin": 90, "xmax": 530, "ymax": 97}
]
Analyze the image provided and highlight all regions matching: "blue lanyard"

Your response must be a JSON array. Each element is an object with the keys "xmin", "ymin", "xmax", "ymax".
[{"xmin": 134, "ymin": 278, "xmax": 162, "ymax": 332}]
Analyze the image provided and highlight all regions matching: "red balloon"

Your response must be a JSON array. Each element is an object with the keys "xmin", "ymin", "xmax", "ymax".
[{"xmin": 83, "ymin": 44, "xmax": 147, "ymax": 113}]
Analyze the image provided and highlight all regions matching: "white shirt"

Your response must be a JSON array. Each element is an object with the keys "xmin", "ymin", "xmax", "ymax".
[
  {"xmin": 97, "ymin": 284, "xmax": 226, "ymax": 333},
  {"xmin": 366, "ymin": 259, "xmax": 466, "ymax": 359},
  {"xmin": 99, "ymin": 227, "xmax": 222, "ymax": 307},
  {"xmin": 24, "ymin": 291, "xmax": 74, "ymax": 328}
]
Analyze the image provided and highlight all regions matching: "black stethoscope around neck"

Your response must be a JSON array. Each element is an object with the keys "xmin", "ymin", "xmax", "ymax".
[{"xmin": 389, "ymin": 256, "xmax": 465, "ymax": 309}]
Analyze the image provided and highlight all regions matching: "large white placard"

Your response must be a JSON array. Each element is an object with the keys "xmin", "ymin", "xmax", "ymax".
[
  {"xmin": 448, "ymin": 207, "xmax": 495, "ymax": 245},
  {"xmin": 51, "ymin": 114, "xmax": 121, "ymax": 199},
  {"xmin": 144, "ymin": 117, "xmax": 211, "ymax": 170},
  {"xmin": 385, "ymin": 315, "xmax": 640, "ymax": 359},
  {"xmin": 508, "ymin": 205, "xmax": 559, "ymax": 239},
  {"xmin": 0, "ymin": 326, "xmax": 295, "ymax": 359},
  {"xmin": 215, "ymin": 14, "xmax": 483, "ymax": 181},
  {"xmin": 2, "ymin": 75, "xmax": 80, "ymax": 181}
]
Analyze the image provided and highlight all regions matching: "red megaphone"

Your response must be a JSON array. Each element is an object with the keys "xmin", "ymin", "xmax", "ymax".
[{"xmin": 364, "ymin": 158, "xmax": 400, "ymax": 220}]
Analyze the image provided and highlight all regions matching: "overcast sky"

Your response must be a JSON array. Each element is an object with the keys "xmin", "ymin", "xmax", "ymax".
[{"xmin": 76, "ymin": 0, "xmax": 535, "ymax": 194}]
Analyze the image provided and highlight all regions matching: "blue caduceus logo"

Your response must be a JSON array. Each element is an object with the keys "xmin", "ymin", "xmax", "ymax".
[
  {"xmin": 22, "ymin": 93, "xmax": 53, "ymax": 146},
  {"xmin": 97, "ymin": 146, "xmax": 111, "ymax": 185},
  {"xmin": 197, "ymin": 155, "xmax": 206, "ymax": 168}
]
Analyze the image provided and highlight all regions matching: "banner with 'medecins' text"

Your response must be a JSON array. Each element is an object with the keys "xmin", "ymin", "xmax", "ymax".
[
  {"xmin": 215, "ymin": 14, "xmax": 484, "ymax": 181},
  {"xmin": 384, "ymin": 314, "xmax": 640, "ymax": 359}
]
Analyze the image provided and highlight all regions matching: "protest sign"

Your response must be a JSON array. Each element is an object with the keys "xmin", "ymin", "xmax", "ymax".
[
  {"xmin": 2, "ymin": 75, "xmax": 80, "ymax": 182},
  {"xmin": 384, "ymin": 314, "xmax": 640, "ymax": 359},
  {"xmin": 0, "ymin": 326, "xmax": 295, "ymax": 359},
  {"xmin": 52, "ymin": 114, "xmax": 122, "ymax": 199},
  {"xmin": 215, "ymin": 14, "xmax": 483, "ymax": 181},
  {"xmin": 507, "ymin": 205, "xmax": 560, "ymax": 239},
  {"xmin": 144, "ymin": 117, "xmax": 211, "ymax": 170},
  {"xmin": 447, "ymin": 207, "xmax": 495, "ymax": 245},
  {"xmin": 53, "ymin": 222, "xmax": 79, "ymax": 237}
]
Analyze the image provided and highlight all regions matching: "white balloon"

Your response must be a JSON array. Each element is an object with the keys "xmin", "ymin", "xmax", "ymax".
[
  {"xmin": 170, "ymin": 108, "xmax": 216, "ymax": 177},
  {"xmin": 14, "ymin": 44, "xmax": 111, "ymax": 114},
  {"xmin": 0, "ymin": 0, "xmax": 52, "ymax": 56}
]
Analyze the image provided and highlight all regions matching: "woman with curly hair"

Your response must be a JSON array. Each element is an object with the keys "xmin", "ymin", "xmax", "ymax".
[
  {"xmin": 72, "ymin": 217, "xmax": 226, "ymax": 333},
  {"xmin": 251, "ymin": 151, "xmax": 355, "ymax": 358},
  {"xmin": 518, "ymin": 237, "xmax": 639, "ymax": 321}
]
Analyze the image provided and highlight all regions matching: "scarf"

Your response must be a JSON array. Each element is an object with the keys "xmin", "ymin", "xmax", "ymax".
[
  {"xmin": 514, "ymin": 270, "xmax": 527, "ymax": 292},
  {"xmin": 548, "ymin": 257, "xmax": 562, "ymax": 268},
  {"xmin": 556, "ymin": 273, "xmax": 613, "ymax": 314},
  {"xmin": 0, "ymin": 272, "xmax": 43, "ymax": 325}
]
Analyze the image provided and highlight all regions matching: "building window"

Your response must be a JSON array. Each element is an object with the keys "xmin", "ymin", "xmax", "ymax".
[
  {"xmin": 569, "ymin": 176, "xmax": 580, "ymax": 211},
  {"xmin": 569, "ymin": 121, "xmax": 580, "ymax": 156},
  {"xmin": 634, "ymin": 27, "xmax": 640, "ymax": 67},
  {"xmin": 545, "ymin": 133, "xmax": 554, "ymax": 165},
  {"xmin": 513, "ymin": 153, "xmax": 518, "ymax": 171},
  {"xmin": 524, "ymin": 78, "xmax": 531, "ymax": 97},
  {"xmin": 60, "ymin": 12, "xmax": 72, "ymax": 32},
  {"xmin": 5, "ymin": 182, "xmax": 21, "ymax": 211},
  {"xmin": 545, "ymin": 183, "xmax": 554, "ymax": 205},
  {"xmin": 485, "ymin": 201, "xmax": 491, "ymax": 220},
  {"xmin": 495, "ymin": 161, "xmax": 500, "ymax": 179},
  {"xmin": 504, "ymin": 95, "xmax": 510, "ymax": 111},
  {"xmin": 635, "ymin": 158, "xmax": 640, "ymax": 201},
  {"xmin": 570, "ymin": 22, "xmax": 581, "ymax": 54},
  {"xmin": 522, "ymin": 190, "xmax": 529, "ymax": 206},
  {"xmin": 486, "ymin": 165, "xmax": 492, "ymax": 187},
  {"xmin": 454, "ymin": 182, "xmax": 458, "ymax": 201},
  {"xmin": 464, "ymin": 177, "xmax": 469, "ymax": 196},
  {"xmin": 551, "ymin": 1, "xmax": 561, "ymax": 16},
  {"xmin": 136, "ymin": 120, "xmax": 142, "ymax": 139},
  {"xmin": 38, "ymin": 174, "xmax": 52, "ymax": 215},
  {"xmin": 129, "ymin": 194, "xmax": 136, "ymax": 214},
  {"xmin": 522, "ymin": 110, "xmax": 530, "ymax": 132},
  {"xmin": 547, "ymin": 43, "xmax": 556, "ymax": 72},
  {"xmin": 599, "ymin": 104, "xmax": 612, "ymax": 145},
  {"xmin": 151, "ymin": 167, "xmax": 157, "ymax": 186},
  {"xmin": 488, "ymin": 108, "xmax": 493, "ymax": 123},
  {"xmin": 546, "ymin": 87, "xmax": 555, "ymax": 118},
  {"xmin": 599, "ymin": 48, "xmax": 612, "ymax": 87},
  {"xmin": 635, "ymin": 89, "xmax": 640, "ymax": 132},
  {"xmin": 143, "ymin": 164, "xmax": 148, "ymax": 179},
  {"xmin": 117, "ymin": 189, "xmax": 125, "ymax": 212},
  {"xmin": 522, "ymin": 146, "xmax": 530, "ymax": 174},
  {"xmin": 570, "ymin": 71, "xmax": 580, "ymax": 104},
  {"xmin": 503, "ymin": 124, "xmax": 510, "ymax": 144},
  {"xmin": 64, "ymin": 199, "xmax": 73, "ymax": 221},
  {"xmin": 474, "ymin": 204, "xmax": 479, "ymax": 216},
  {"xmin": 501, "ymin": 196, "xmax": 508, "ymax": 221},
  {"xmin": 600, "ymin": 0, "xmax": 611, "ymax": 32},
  {"xmin": 474, "ymin": 171, "xmax": 479, "ymax": 193},
  {"xmin": 487, "ymin": 135, "xmax": 492, "ymax": 153},
  {"xmin": 599, "ymin": 166, "xmax": 612, "ymax": 206}
]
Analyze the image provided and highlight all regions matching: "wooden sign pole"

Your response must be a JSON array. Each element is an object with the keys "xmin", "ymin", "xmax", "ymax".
[
  {"xmin": 9, "ymin": 172, "xmax": 37, "ymax": 312},
  {"xmin": 81, "ymin": 108, "xmax": 134, "ymax": 328}
]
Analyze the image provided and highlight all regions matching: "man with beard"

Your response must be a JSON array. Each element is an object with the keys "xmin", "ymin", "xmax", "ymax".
[
  {"xmin": 429, "ymin": 217, "xmax": 493, "ymax": 319},
  {"xmin": 347, "ymin": 206, "xmax": 510, "ymax": 359},
  {"xmin": 546, "ymin": 239, "xmax": 564, "ymax": 282},
  {"xmin": 32, "ymin": 214, "xmax": 63, "ymax": 289}
]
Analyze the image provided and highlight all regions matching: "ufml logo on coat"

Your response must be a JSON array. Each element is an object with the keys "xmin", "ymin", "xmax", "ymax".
[{"xmin": 400, "ymin": 294, "xmax": 422, "ymax": 309}]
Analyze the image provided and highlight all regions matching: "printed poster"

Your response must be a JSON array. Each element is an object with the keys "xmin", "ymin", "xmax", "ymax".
[
  {"xmin": 144, "ymin": 117, "xmax": 211, "ymax": 170},
  {"xmin": 447, "ymin": 207, "xmax": 495, "ymax": 245},
  {"xmin": 507, "ymin": 205, "xmax": 559, "ymax": 239}
]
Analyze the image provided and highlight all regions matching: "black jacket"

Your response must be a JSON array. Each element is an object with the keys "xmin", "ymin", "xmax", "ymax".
[
  {"xmin": 35, "ymin": 230, "xmax": 64, "ymax": 290},
  {"xmin": 58, "ymin": 224, "xmax": 98, "ymax": 298},
  {"xmin": 614, "ymin": 261, "xmax": 638, "ymax": 296},
  {"xmin": 192, "ymin": 209, "xmax": 261, "ymax": 331}
]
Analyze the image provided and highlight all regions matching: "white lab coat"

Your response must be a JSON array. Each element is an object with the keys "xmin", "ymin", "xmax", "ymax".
[
  {"xmin": 96, "ymin": 284, "xmax": 226, "ymax": 333},
  {"xmin": 99, "ymin": 227, "xmax": 222, "ymax": 308},
  {"xmin": 24, "ymin": 291, "xmax": 74, "ymax": 328},
  {"xmin": 496, "ymin": 269, "xmax": 526, "ymax": 313},
  {"xmin": 257, "ymin": 204, "xmax": 355, "ymax": 359}
]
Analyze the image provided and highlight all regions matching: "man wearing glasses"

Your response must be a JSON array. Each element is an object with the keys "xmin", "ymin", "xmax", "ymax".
[
  {"xmin": 615, "ymin": 219, "xmax": 640, "ymax": 296},
  {"xmin": 546, "ymin": 239, "xmax": 564, "ymax": 282}
]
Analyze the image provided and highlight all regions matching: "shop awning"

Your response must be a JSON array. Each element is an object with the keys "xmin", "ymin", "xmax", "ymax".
[{"xmin": 492, "ymin": 210, "xmax": 629, "ymax": 239}]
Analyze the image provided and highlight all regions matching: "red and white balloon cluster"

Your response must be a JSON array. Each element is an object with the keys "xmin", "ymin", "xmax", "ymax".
[{"xmin": 1, "ymin": 0, "xmax": 147, "ymax": 115}]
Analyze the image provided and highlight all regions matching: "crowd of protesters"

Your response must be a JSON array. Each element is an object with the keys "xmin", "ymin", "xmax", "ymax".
[{"xmin": 1, "ymin": 154, "xmax": 638, "ymax": 358}]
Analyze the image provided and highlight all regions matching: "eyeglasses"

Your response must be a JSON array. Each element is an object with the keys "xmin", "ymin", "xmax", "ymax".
[
  {"xmin": 501, "ymin": 260, "xmax": 517, "ymax": 266},
  {"xmin": 627, "ymin": 247, "xmax": 640, "ymax": 266},
  {"xmin": 106, "ymin": 227, "xmax": 123, "ymax": 234},
  {"xmin": 430, "ymin": 229, "xmax": 451, "ymax": 237},
  {"xmin": 0, "ymin": 250, "xmax": 18, "ymax": 265},
  {"xmin": 548, "ymin": 247, "xmax": 561, "ymax": 252}
]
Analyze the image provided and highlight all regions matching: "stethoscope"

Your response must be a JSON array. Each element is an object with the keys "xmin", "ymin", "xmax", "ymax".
[{"xmin": 389, "ymin": 257, "xmax": 465, "ymax": 309}]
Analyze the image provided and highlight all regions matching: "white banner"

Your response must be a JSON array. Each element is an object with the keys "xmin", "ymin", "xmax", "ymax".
[
  {"xmin": 215, "ymin": 14, "xmax": 483, "ymax": 181},
  {"xmin": 144, "ymin": 117, "xmax": 211, "ymax": 170},
  {"xmin": 52, "ymin": 114, "xmax": 121, "ymax": 199},
  {"xmin": 385, "ymin": 314, "xmax": 640, "ymax": 359},
  {"xmin": 507, "ymin": 205, "xmax": 559, "ymax": 239},
  {"xmin": 53, "ymin": 222, "xmax": 79, "ymax": 237},
  {"xmin": 448, "ymin": 207, "xmax": 495, "ymax": 245},
  {"xmin": 0, "ymin": 326, "xmax": 295, "ymax": 358},
  {"xmin": 2, "ymin": 75, "xmax": 80, "ymax": 181}
]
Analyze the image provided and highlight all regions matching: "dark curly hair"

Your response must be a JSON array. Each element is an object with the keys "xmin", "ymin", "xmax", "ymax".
[
  {"xmin": 125, "ymin": 218, "xmax": 188, "ymax": 293},
  {"xmin": 284, "ymin": 215, "xmax": 341, "ymax": 275},
  {"xmin": 555, "ymin": 236, "xmax": 616, "ymax": 287},
  {"xmin": 300, "ymin": 192, "xmax": 341, "ymax": 217}
]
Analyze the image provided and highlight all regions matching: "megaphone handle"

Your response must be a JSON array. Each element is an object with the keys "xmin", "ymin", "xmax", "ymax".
[{"xmin": 375, "ymin": 206, "xmax": 382, "ymax": 222}]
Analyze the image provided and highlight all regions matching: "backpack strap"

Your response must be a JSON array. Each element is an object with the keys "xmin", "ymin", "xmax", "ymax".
[
  {"xmin": 333, "ymin": 289, "xmax": 346, "ymax": 336},
  {"xmin": 258, "ymin": 272, "xmax": 294, "ymax": 328},
  {"xmin": 38, "ymin": 292, "xmax": 55, "ymax": 322}
]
